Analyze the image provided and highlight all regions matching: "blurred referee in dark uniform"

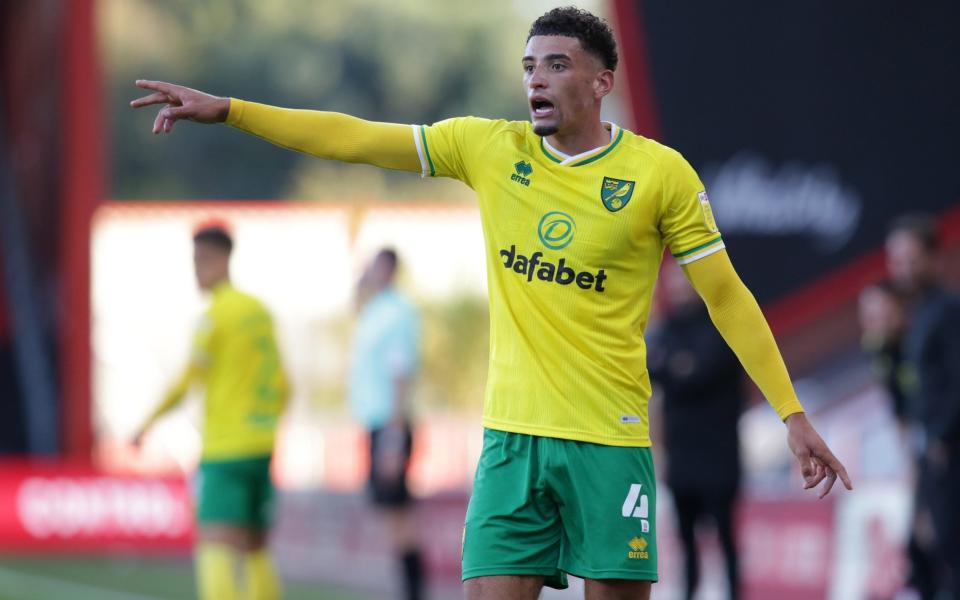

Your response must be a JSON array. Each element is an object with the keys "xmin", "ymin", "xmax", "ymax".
[{"xmin": 649, "ymin": 259, "xmax": 743, "ymax": 600}]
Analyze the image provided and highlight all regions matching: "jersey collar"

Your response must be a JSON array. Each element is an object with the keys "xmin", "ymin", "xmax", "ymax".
[
  {"xmin": 539, "ymin": 122, "xmax": 623, "ymax": 167},
  {"xmin": 211, "ymin": 280, "xmax": 233, "ymax": 297}
]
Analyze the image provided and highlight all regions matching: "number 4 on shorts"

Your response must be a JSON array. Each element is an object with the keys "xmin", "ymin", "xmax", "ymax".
[{"xmin": 622, "ymin": 483, "xmax": 650, "ymax": 533}]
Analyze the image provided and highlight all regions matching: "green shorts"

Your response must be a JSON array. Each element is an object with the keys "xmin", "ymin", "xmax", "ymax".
[
  {"xmin": 196, "ymin": 455, "xmax": 275, "ymax": 529},
  {"xmin": 462, "ymin": 429, "xmax": 658, "ymax": 588}
]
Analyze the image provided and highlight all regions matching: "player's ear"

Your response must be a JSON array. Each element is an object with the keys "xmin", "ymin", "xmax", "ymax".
[{"xmin": 594, "ymin": 69, "xmax": 614, "ymax": 100}]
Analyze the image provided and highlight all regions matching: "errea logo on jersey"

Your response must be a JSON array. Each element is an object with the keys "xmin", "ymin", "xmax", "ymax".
[{"xmin": 511, "ymin": 160, "xmax": 533, "ymax": 186}]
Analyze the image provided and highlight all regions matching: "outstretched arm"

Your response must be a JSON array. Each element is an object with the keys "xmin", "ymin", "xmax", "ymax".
[
  {"xmin": 131, "ymin": 80, "xmax": 422, "ymax": 172},
  {"xmin": 132, "ymin": 363, "xmax": 197, "ymax": 446},
  {"xmin": 683, "ymin": 249, "xmax": 854, "ymax": 498},
  {"xmin": 132, "ymin": 314, "xmax": 213, "ymax": 446}
]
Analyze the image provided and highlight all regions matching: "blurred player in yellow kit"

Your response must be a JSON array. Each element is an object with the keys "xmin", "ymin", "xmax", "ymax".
[
  {"xmin": 135, "ymin": 224, "xmax": 288, "ymax": 600},
  {"xmin": 132, "ymin": 7, "xmax": 851, "ymax": 599}
]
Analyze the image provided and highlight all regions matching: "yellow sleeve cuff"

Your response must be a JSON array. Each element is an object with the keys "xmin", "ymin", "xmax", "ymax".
[{"xmin": 226, "ymin": 97, "xmax": 245, "ymax": 126}]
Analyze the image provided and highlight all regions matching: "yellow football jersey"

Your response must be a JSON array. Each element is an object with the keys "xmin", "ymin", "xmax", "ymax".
[
  {"xmin": 187, "ymin": 283, "xmax": 288, "ymax": 459},
  {"xmin": 419, "ymin": 118, "xmax": 723, "ymax": 447}
]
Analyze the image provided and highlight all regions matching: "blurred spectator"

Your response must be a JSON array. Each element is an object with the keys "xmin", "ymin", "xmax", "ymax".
[
  {"xmin": 135, "ymin": 223, "xmax": 289, "ymax": 600},
  {"xmin": 349, "ymin": 248, "xmax": 424, "ymax": 600},
  {"xmin": 858, "ymin": 280, "xmax": 939, "ymax": 598},
  {"xmin": 859, "ymin": 281, "xmax": 911, "ymax": 425},
  {"xmin": 886, "ymin": 214, "xmax": 960, "ymax": 600},
  {"xmin": 648, "ymin": 259, "xmax": 743, "ymax": 600}
]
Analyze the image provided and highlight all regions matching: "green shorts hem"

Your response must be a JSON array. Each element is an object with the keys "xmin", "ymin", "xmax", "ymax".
[
  {"xmin": 563, "ymin": 566, "xmax": 659, "ymax": 582},
  {"xmin": 195, "ymin": 515, "xmax": 265, "ymax": 527},
  {"xmin": 462, "ymin": 566, "xmax": 568, "ymax": 589},
  {"xmin": 462, "ymin": 565, "xmax": 562, "ymax": 581}
]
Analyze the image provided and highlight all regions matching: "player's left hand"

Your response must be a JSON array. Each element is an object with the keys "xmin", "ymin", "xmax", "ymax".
[{"xmin": 785, "ymin": 412, "xmax": 853, "ymax": 498}]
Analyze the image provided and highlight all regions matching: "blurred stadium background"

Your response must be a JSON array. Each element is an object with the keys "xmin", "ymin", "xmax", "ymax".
[{"xmin": 1, "ymin": 0, "xmax": 958, "ymax": 598}]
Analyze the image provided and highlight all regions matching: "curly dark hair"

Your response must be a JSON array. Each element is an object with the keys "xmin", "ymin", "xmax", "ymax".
[{"xmin": 528, "ymin": 6, "xmax": 618, "ymax": 71}]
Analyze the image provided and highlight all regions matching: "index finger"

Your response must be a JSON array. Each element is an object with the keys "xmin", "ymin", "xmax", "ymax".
[
  {"xmin": 827, "ymin": 455, "xmax": 853, "ymax": 491},
  {"xmin": 135, "ymin": 79, "xmax": 180, "ymax": 96}
]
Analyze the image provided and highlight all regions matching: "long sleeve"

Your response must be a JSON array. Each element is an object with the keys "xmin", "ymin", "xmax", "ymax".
[
  {"xmin": 140, "ymin": 365, "xmax": 195, "ymax": 430},
  {"xmin": 139, "ymin": 314, "xmax": 214, "ymax": 432},
  {"xmin": 682, "ymin": 249, "xmax": 805, "ymax": 420},
  {"xmin": 226, "ymin": 99, "xmax": 423, "ymax": 173}
]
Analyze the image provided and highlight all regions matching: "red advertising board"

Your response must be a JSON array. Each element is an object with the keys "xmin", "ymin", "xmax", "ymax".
[
  {"xmin": 0, "ymin": 462, "xmax": 192, "ymax": 552},
  {"xmin": 739, "ymin": 498, "xmax": 834, "ymax": 600}
]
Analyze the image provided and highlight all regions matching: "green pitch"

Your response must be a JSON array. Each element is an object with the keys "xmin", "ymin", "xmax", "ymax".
[{"xmin": 0, "ymin": 555, "xmax": 374, "ymax": 600}]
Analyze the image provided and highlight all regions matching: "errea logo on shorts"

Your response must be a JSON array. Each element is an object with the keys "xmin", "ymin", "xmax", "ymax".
[
  {"xmin": 622, "ymin": 483, "xmax": 650, "ymax": 533},
  {"xmin": 628, "ymin": 536, "xmax": 649, "ymax": 560}
]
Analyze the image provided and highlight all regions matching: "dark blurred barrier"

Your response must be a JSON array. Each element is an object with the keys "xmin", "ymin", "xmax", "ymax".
[
  {"xmin": 0, "ymin": 0, "xmax": 101, "ymax": 458},
  {"xmin": 613, "ymin": 1, "xmax": 960, "ymax": 306}
]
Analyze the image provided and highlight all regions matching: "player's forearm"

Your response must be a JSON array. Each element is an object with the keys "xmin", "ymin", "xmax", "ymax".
[
  {"xmin": 140, "ymin": 369, "xmax": 192, "ymax": 432},
  {"xmin": 684, "ymin": 252, "xmax": 805, "ymax": 420},
  {"xmin": 226, "ymin": 99, "xmax": 422, "ymax": 172}
]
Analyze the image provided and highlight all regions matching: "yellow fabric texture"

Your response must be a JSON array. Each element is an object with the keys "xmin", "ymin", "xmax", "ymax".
[
  {"xmin": 196, "ymin": 543, "xmax": 239, "ymax": 600},
  {"xmin": 221, "ymin": 101, "xmax": 803, "ymax": 446},
  {"xmin": 244, "ymin": 549, "xmax": 281, "ymax": 600},
  {"xmin": 144, "ymin": 282, "xmax": 288, "ymax": 459},
  {"xmin": 226, "ymin": 99, "xmax": 421, "ymax": 172},
  {"xmin": 421, "ymin": 117, "xmax": 725, "ymax": 446},
  {"xmin": 682, "ymin": 250, "xmax": 805, "ymax": 420}
]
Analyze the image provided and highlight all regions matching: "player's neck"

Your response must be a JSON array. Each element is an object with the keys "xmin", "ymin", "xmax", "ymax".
[{"xmin": 546, "ymin": 120, "xmax": 611, "ymax": 157}]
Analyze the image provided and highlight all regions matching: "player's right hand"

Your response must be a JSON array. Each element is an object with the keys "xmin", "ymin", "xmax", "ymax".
[{"xmin": 130, "ymin": 80, "xmax": 230, "ymax": 134}]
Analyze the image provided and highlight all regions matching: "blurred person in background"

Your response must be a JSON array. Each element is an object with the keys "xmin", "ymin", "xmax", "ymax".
[
  {"xmin": 349, "ymin": 248, "xmax": 424, "ymax": 600},
  {"xmin": 134, "ymin": 224, "xmax": 289, "ymax": 600},
  {"xmin": 131, "ymin": 7, "xmax": 852, "ymax": 599},
  {"xmin": 858, "ymin": 280, "xmax": 939, "ymax": 599},
  {"xmin": 648, "ymin": 259, "xmax": 742, "ymax": 600},
  {"xmin": 858, "ymin": 281, "xmax": 910, "ymax": 427},
  {"xmin": 886, "ymin": 214, "xmax": 960, "ymax": 600}
]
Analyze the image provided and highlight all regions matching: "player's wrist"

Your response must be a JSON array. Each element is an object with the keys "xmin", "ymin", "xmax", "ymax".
[
  {"xmin": 214, "ymin": 97, "xmax": 231, "ymax": 123},
  {"xmin": 783, "ymin": 411, "xmax": 808, "ymax": 428}
]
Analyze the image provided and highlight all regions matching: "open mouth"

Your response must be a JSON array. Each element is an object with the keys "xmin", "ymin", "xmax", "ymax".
[{"xmin": 530, "ymin": 97, "xmax": 556, "ymax": 118}]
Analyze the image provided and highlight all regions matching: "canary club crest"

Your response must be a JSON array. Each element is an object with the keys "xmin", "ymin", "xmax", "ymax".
[{"xmin": 600, "ymin": 177, "xmax": 635, "ymax": 212}]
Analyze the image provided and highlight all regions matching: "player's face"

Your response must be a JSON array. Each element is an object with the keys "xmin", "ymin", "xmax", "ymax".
[
  {"xmin": 886, "ymin": 231, "xmax": 936, "ymax": 293},
  {"xmin": 522, "ymin": 35, "xmax": 611, "ymax": 137},
  {"xmin": 193, "ymin": 242, "xmax": 230, "ymax": 291}
]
